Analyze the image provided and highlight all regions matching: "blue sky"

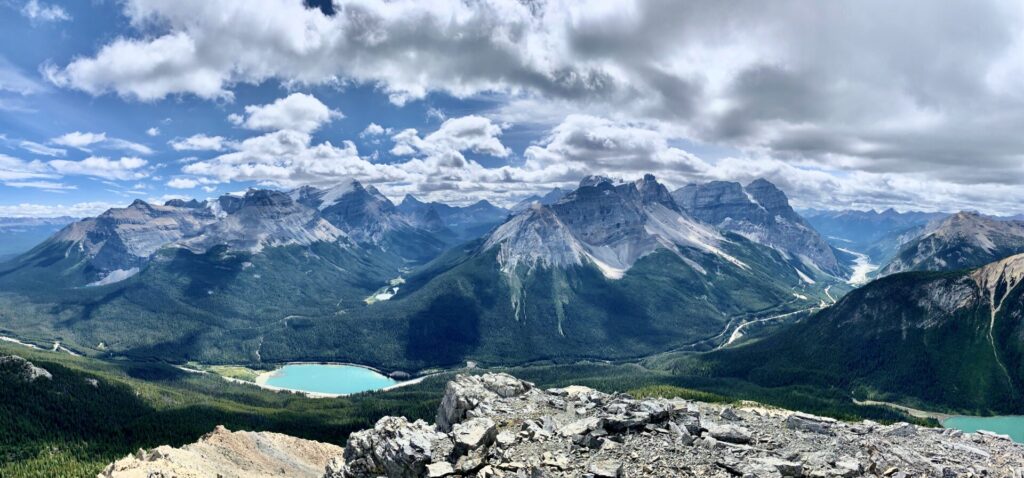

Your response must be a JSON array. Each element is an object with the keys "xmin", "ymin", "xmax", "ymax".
[{"xmin": 3, "ymin": 0, "xmax": 1024, "ymax": 216}]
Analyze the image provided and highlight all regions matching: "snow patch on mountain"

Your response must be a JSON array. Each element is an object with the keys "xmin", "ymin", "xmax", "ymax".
[{"xmin": 87, "ymin": 268, "xmax": 140, "ymax": 287}]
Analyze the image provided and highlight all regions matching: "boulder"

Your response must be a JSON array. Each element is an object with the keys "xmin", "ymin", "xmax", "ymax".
[
  {"xmin": 705, "ymin": 423, "xmax": 753, "ymax": 444},
  {"xmin": 785, "ymin": 412, "xmax": 836, "ymax": 434},
  {"xmin": 436, "ymin": 373, "xmax": 533, "ymax": 432},
  {"xmin": 341, "ymin": 416, "xmax": 445, "ymax": 478},
  {"xmin": 589, "ymin": 460, "xmax": 624, "ymax": 478},
  {"xmin": 451, "ymin": 417, "xmax": 497, "ymax": 455}
]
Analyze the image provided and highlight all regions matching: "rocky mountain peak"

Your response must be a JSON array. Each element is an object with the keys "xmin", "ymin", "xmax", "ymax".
[
  {"xmin": 672, "ymin": 178, "xmax": 845, "ymax": 277},
  {"xmin": 579, "ymin": 175, "xmax": 615, "ymax": 188},
  {"xmin": 879, "ymin": 211, "xmax": 1024, "ymax": 275},
  {"xmin": 485, "ymin": 174, "xmax": 740, "ymax": 281},
  {"xmin": 164, "ymin": 198, "xmax": 205, "ymax": 209},
  {"xmin": 241, "ymin": 189, "xmax": 296, "ymax": 209},
  {"xmin": 401, "ymin": 194, "xmax": 427, "ymax": 208}
]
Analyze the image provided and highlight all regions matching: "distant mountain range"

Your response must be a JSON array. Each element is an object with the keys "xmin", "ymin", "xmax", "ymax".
[
  {"xmin": 396, "ymin": 195, "xmax": 509, "ymax": 241},
  {"xmin": 0, "ymin": 216, "xmax": 77, "ymax": 261},
  {"xmin": 0, "ymin": 174, "xmax": 840, "ymax": 367},
  {"xmin": 802, "ymin": 208, "xmax": 946, "ymax": 263}
]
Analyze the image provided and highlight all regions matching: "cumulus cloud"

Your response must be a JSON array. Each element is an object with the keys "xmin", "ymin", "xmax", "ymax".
[
  {"xmin": 146, "ymin": 127, "xmax": 160, "ymax": 136},
  {"xmin": 228, "ymin": 93, "xmax": 340, "ymax": 133},
  {"xmin": 390, "ymin": 115, "xmax": 510, "ymax": 163},
  {"xmin": 48, "ymin": 156, "xmax": 149, "ymax": 181},
  {"xmin": 166, "ymin": 177, "xmax": 202, "ymax": 189},
  {"xmin": 41, "ymin": 0, "xmax": 1024, "ymax": 211},
  {"xmin": 52, "ymin": 131, "xmax": 106, "ymax": 149},
  {"xmin": 21, "ymin": 0, "xmax": 70, "ymax": 22},
  {"xmin": 360, "ymin": 123, "xmax": 386, "ymax": 137},
  {"xmin": 169, "ymin": 133, "xmax": 229, "ymax": 151}
]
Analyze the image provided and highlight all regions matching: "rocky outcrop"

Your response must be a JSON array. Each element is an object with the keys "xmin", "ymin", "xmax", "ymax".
[
  {"xmin": 98, "ymin": 425, "xmax": 344, "ymax": 478},
  {"xmin": 340, "ymin": 373, "xmax": 1024, "ymax": 477},
  {"xmin": 0, "ymin": 355, "xmax": 52, "ymax": 381},
  {"xmin": 99, "ymin": 374, "xmax": 1024, "ymax": 477}
]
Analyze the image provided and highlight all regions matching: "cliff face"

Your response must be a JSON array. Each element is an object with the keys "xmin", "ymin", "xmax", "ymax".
[{"xmin": 102, "ymin": 373, "xmax": 1024, "ymax": 478}]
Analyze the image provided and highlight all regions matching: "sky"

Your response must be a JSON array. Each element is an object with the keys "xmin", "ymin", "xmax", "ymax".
[{"xmin": 2, "ymin": 0, "xmax": 1024, "ymax": 217}]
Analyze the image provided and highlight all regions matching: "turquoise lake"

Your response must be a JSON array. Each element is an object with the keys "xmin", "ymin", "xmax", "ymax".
[
  {"xmin": 262, "ymin": 364, "xmax": 398, "ymax": 395},
  {"xmin": 943, "ymin": 416, "xmax": 1024, "ymax": 443}
]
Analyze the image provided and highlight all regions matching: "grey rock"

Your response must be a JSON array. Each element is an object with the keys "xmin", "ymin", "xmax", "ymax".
[
  {"xmin": 436, "ymin": 373, "xmax": 533, "ymax": 432},
  {"xmin": 451, "ymin": 417, "xmax": 497, "ymax": 455},
  {"xmin": 340, "ymin": 416, "xmax": 444, "ymax": 478},
  {"xmin": 426, "ymin": 462, "xmax": 454, "ymax": 477},
  {"xmin": 785, "ymin": 412, "xmax": 836, "ymax": 434},
  {"xmin": 588, "ymin": 460, "xmax": 623, "ymax": 478},
  {"xmin": 705, "ymin": 423, "xmax": 753, "ymax": 444}
]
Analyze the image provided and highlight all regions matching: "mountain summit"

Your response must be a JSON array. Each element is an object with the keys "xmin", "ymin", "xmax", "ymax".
[{"xmin": 673, "ymin": 179, "xmax": 849, "ymax": 279}]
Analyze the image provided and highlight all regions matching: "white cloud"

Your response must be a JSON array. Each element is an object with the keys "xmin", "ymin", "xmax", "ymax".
[
  {"xmin": 21, "ymin": 0, "xmax": 70, "ymax": 22},
  {"xmin": 48, "ymin": 156, "xmax": 149, "ymax": 181},
  {"xmin": 360, "ymin": 123, "xmax": 386, "ymax": 137},
  {"xmin": 40, "ymin": 0, "xmax": 1024, "ymax": 212},
  {"xmin": 229, "ymin": 93, "xmax": 340, "ymax": 133},
  {"xmin": 166, "ymin": 178, "xmax": 199, "ymax": 189},
  {"xmin": 51, "ymin": 131, "xmax": 153, "ymax": 155},
  {"xmin": 52, "ymin": 131, "xmax": 106, "ymax": 149},
  {"xmin": 0, "ymin": 57, "xmax": 46, "ymax": 95},
  {"xmin": 390, "ymin": 115, "xmax": 510, "ymax": 164},
  {"xmin": 3, "ymin": 180, "xmax": 75, "ymax": 191},
  {"xmin": 19, "ymin": 140, "xmax": 66, "ymax": 157},
  {"xmin": 0, "ymin": 154, "xmax": 55, "ymax": 181},
  {"xmin": 169, "ymin": 134, "xmax": 229, "ymax": 151},
  {"xmin": 105, "ymin": 138, "xmax": 154, "ymax": 155},
  {"xmin": 0, "ymin": 201, "xmax": 120, "ymax": 218},
  {"xmin": 146, "ymin": 127, "xmax": 160, "ymax": 136},
  {"xmin": 166, "ymin": 177, "xmax": 216, "ymax": 189}
]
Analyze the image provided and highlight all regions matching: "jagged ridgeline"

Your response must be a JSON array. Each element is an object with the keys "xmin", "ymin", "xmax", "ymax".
[{"xmin": 0, "ymin": 175, "xmax": 842, "ymax": 368}]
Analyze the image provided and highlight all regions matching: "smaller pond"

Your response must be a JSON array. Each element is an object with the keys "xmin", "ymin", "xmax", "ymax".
[
  {"xmin": 260, "ymin": 363, "xmax": 398, "ymax": 395},
  {"xmin": 943, "ymin": 416, "xmax": 1024, "ymax": 443}
]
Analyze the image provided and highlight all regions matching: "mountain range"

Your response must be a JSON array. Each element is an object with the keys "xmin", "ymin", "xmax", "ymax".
[
  {"xmin": 802, "ymin": 208, "xmax": 946, "ymax": 263},
  {"xmin": 0, "ymin": 216, "xmax": 77, "ymax": 261},
  {"xmin": 395, "ymin": 195, "xmax": 509, "ymax": 241},
  {"xmin": 0, "ymin": 174, "xmax": 840, "ymax": 367}
]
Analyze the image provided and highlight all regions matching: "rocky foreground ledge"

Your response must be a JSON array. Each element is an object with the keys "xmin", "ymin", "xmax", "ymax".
[{"xmin": 102, "ymin": 373, "xmax": 1024, "ymax": 477}]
